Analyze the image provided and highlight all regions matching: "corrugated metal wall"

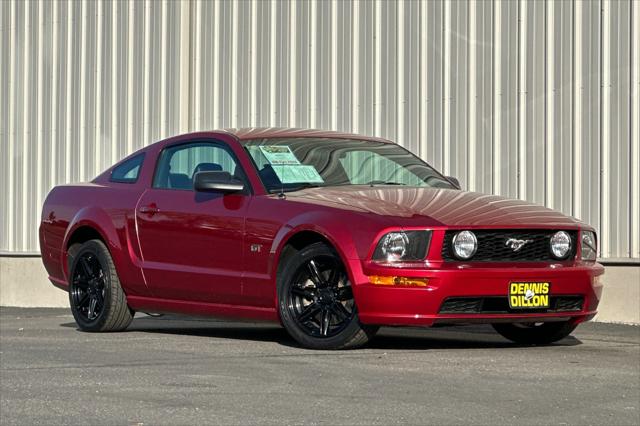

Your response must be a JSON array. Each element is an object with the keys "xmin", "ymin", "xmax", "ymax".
[{"xmin": 1, "ymin": 0, "xmax": 639, "ymax": 260}]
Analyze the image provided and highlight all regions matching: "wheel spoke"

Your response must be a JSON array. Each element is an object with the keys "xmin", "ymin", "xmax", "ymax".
[
  {"xmin": 94, "ymin": 290, "xmax": 104, "ymax": 308},
  {"xmin": 95, "ymin": 280, "xmax": 104, "ymax": 290},
  {"xmin": 73, "ymin": 277, "xmax": 89, "ymax": 289},
  {"xmin": 291, "ymin": 286, "xmax": 315, "ymax": 301},
  {"xmin": 336, "ymin": 286, "xmax": 353, "ymax": 301},
  {"xmin": 328, "ymin": 305, "xmax": 345, "ymax": 322},
  {"xmin": 306, "ymin": 260, "xmax": 324, "ymax": 287},
  {"xmin": 77, "ymin": 292, "xmax": 90, "ymax": 308},
  {"xmin": 94, "ymin": 270, "xmax": 105, "ymax": 289},
  {"xmin": 327, "ymin": 265, "xmax": 340, "ymax": 286},
  {"xmin": 88, "ymin": 297, "xmax": 97, "ymax": 319},
  {"xmin": 330, "ymin": 302, "xmax": 351, "ymax": 321},
  {"xmin": 298, "ymin": 303, "xmax": 321, "ymax": 323},
  {"xmin": 320, "ymin": 309, "xmax": 331, "ymax": 336},
  {"xmin": 79, "ymin": 256, "xmax": 94, "ymax": 280}
]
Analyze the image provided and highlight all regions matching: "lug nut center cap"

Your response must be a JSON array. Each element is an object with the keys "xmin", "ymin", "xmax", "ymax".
[{"xmin": 317, "ymin": 289, "xmax": 334, "ymax": 305}]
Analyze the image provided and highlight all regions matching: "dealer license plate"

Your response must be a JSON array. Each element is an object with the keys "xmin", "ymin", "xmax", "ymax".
[{"xmin": 509, "ymin": 282, "xmax": 551, "ymax": 309}]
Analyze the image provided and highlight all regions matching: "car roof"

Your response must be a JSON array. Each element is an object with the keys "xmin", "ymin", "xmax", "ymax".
[
  {"xmin": 219, "ymin": 127, "xmax": 395, "ymax": 144},
  {"xmin": 96, "ymin": 128, "xmax": 396, "ymax": 185},
  {"xmin": 134, "ymin": 127, "xmax": 396, "ymax": 159}
]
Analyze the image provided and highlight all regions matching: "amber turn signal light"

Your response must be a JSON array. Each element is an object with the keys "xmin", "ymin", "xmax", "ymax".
[{"xmin": 368, "ymin": 275, "xmax": 429, "ymax": 287}]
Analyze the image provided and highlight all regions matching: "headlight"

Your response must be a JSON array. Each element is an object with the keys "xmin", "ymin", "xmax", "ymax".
[
  {"xmin": 452, "ymin": 230, "xmax": 477, "ymax": 260},
  {"xmin": 581, "ymin": 231, "xmax": 597, "ymax": 261},
  {"xmin": 550, "ymin": 231, "xmax": 572, "ymax": 259},
  {"xmin": 372, "ymin": 231, "xmax": 431, "ymax": 262}
]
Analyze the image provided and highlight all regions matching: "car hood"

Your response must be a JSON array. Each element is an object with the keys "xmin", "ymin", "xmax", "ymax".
[{"xmin": 286, "ymin": 186, "xmax": 586, "ymax": 228}]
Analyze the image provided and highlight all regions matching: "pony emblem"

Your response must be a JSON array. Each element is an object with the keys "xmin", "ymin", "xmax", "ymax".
[{"xmin": 505, "ymin": 238, "xmax": 533, "ymax": 252}]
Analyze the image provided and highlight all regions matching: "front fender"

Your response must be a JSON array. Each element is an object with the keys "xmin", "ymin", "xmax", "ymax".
[
  {"xmin": 271, "ymin": 209, "xmax": 397, "ymax": 262},
  {"xmin": 270, "ymin": 211, "xmax": 362, "ymax": 273},
  {"xmin": 269, "ymin": 210, "xmax": 395, "ymax": 312}
]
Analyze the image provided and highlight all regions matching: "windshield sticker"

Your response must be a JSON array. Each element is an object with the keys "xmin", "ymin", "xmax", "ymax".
[
  {"xmin": 259, "ymin": 146, "xmax": 301, "ymax": 165},
  {"xmin": 272, "ymin": 164, "xmax": 325, "ymax": 184}
]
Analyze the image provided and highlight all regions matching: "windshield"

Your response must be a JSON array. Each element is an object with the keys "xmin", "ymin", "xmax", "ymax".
[{"xmin": 244, "ymin": 137, "xmax": 456, "ymax": 193}]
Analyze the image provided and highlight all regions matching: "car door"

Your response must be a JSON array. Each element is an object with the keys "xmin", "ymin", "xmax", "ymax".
[{"xmin": 135, "ymin": 140, "xmax": 250, "ymax": 304}]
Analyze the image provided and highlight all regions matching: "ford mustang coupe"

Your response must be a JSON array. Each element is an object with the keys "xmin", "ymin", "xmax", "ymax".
[{"xmin": 39, "ymin": 128, "xmax": 604, "ymax": 349}]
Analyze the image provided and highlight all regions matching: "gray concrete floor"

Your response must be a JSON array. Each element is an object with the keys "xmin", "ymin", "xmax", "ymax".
[{"xmin": 1, "ymin": 307, "xmax": 639, "ymax": 425}]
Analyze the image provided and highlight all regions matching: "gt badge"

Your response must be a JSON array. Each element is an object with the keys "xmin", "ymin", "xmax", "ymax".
[{"xmin": 509, "ymin": 282, "xmax": 550, "ymax": 309}]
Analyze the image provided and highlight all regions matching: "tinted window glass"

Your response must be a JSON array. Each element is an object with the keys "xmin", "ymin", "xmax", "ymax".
[
  {"xmin": 110, "ymin": 153, "xmax": 145, "ymax": 183},
  {"xmin": 244, "ymin": 138, "xmax": 454, "ymax": 193},
  {"xmin": 339, "ymin": 150, "xmax": 427, "ymax": 186},
  {"xmin": 153, "ymin": 142, "xmax": 241, "ymax": 190}
]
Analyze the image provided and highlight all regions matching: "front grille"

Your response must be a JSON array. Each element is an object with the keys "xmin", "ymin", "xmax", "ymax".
[
  {"xmin": 441, "ymin": 230, "xmax": 578, "ymax": 262},
  {"xmin": 439, "ymin": 296, "xmax": 584, "ymax": 314}
]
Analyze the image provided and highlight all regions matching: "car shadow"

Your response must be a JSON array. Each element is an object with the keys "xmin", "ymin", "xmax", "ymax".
[
  {"xmin": 60, "ymin": 314, "xmax": 582, "ymax": 350},
  {"xmin": 368, "ymin": 329, "xmax": 582, "ymax": 350}
]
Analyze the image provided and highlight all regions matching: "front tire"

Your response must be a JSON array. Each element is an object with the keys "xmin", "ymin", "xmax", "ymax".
[
  {"xmin": 278, "ymin": 242, "xmax": 378, "ymax": 350},
  {"xmin": 492, "ymin": 321, "xmax": 577, "ymax": 345},
  {"xmin": 68, "ymin": 239, "xmax": 133, "ymax": 332}
]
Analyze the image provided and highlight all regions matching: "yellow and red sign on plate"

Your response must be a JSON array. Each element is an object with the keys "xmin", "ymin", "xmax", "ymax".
[{"xmin": 509, "ymin": 282, "xmax": 550, "ymax": 309}]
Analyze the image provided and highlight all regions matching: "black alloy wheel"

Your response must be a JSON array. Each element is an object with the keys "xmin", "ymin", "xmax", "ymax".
[
  {"xmin": 68, "ymin": 239, "xmax": 134, "ymax": 332},
  {"xmin": 278, "ymin": 242, "xmax": 378, "ymax": 350},
  {"xmin": 286, "ymin": 256, "xmax": 355, "ymax": 338},
  {"xmin": 71, "ymin": 251, "xmax": 106, "ymax": 321}
]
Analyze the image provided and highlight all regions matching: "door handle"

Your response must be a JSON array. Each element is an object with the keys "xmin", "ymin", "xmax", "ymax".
[{"xmin": 139, "ymin": 204, "xmax": 159, "ymax": 215}]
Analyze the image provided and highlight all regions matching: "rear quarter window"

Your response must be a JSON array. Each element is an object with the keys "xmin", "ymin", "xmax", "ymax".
[{"xmin": 110, "ymin": 153, "xmax": 145, "ymax": 183}]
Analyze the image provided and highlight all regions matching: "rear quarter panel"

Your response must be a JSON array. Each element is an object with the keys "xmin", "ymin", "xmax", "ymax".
[{"xmin": 40, "ymin": 183, "xmax": 149, "ymax": 297}]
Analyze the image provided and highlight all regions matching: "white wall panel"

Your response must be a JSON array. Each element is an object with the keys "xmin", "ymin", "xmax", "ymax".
[
  {"xmin": 573, "ymin": 0, "xmax": 602, "ymax": 241},
  {"xmin": 0, "ymin": 0, "xmax": 638, "ymax": 260},
  {"xmin": 521, "ymin": 0, "xmax": 546, "ymax": 206},
  {"xmin": 468, "ymin": 0, "xmax": 494, "ymax": 195}
]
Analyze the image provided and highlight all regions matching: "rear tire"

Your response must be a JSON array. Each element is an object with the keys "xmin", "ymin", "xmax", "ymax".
[
  {"xmin": 278, "ymin": 242, "xmax": 378, "ymax": 350},
  {"xmin": 492, "ymin": 321, "xmax": 577, "ymax": 345},
  {"xmin": 68, "ymin": 239, "xmax": 133, "ymax": 332}
]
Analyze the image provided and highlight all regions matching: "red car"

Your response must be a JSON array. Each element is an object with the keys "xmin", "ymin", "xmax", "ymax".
[{"xmin": 39, "ymin": 128, "xmax": 604, "ymax": 349}]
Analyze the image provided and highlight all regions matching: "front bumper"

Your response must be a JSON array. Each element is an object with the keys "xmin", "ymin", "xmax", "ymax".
[{"xmin": 351, "ymin": 261, "xmax": 604, "ymax": 327}]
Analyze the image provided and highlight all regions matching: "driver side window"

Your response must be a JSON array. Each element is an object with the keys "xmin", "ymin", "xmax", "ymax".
[{"xmin": 153, "ymin": 142, "xmax": 241, "ymax": 190}]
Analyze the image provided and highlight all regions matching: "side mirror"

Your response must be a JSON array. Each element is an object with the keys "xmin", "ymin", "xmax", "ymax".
[
  {"xmin": 193, "ymin": 171, "xmax": 244, "ymax": 193},
  {"xmin": 446, "ymin": 176, "xmax": 461, "ymax": 188}
]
